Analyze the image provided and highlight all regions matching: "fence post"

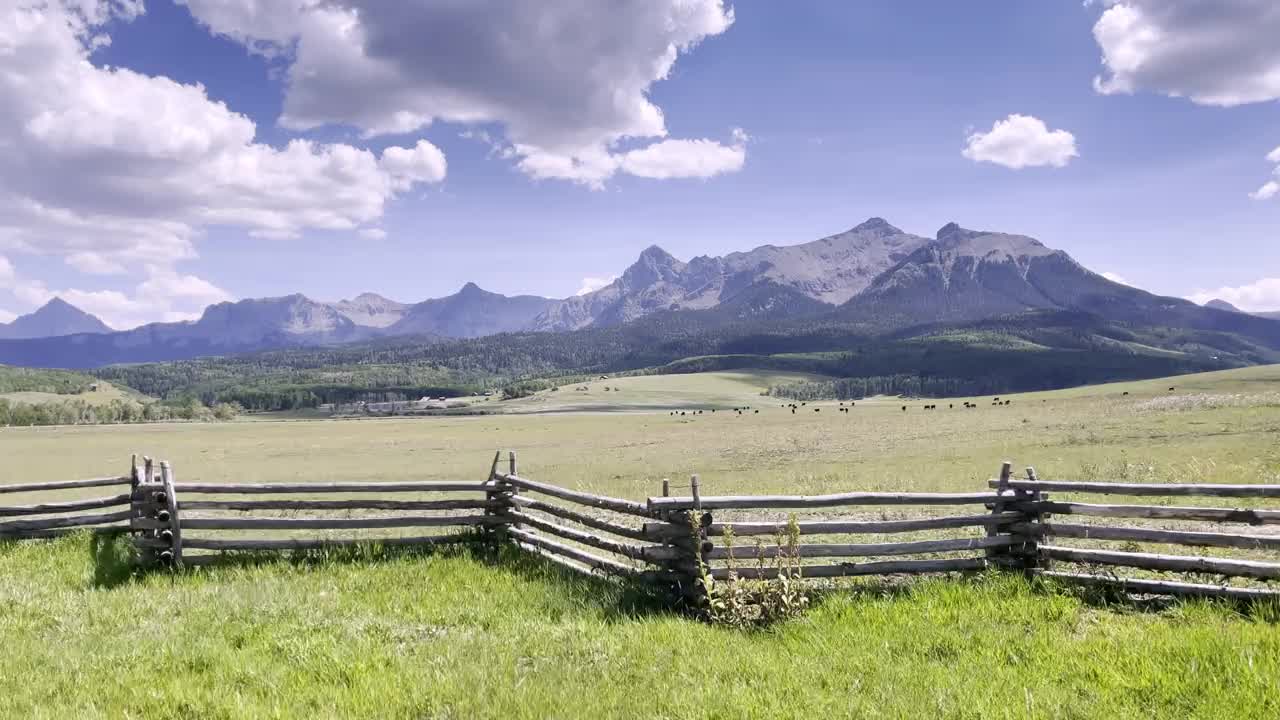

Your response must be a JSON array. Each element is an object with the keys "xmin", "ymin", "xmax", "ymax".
[
  {"xmin": 987, "ymin": 461, "xmax": 1014, "ymax": 566},
  {"xmin": 159, "ymin": 461, "xmax": 182, "ymax": 569},
  {"xmin": 129, "ymin": 456, "xmax": 163, "ymax": 569},
  {"xmin": 485, "ymin": 450, "xmax": 515, "ymax": 548},
  {"xmin": 682, "ymin": 474, "xmax": 711, "ymax": 608},
  {"xmin": 1022, "ymin": 467, "xmax": 1047, "ymax": 573}
]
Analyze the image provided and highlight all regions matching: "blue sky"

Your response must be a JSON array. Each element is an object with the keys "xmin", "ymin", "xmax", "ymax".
[{"xmin": 1, "ymin": 0, "xmax": 1278, "ymax": 328}]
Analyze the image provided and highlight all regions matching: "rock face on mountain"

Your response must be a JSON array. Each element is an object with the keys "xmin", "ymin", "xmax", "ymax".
[
  {"xmin": 0, "ymin": 298, "xmax": 111, "ymax": 339},
  {"xmin": 1204, "ymin": 299, "xmax": 1280, "ymax": 321},
  {"xmin": 532, "ymin": 218, "xmax": 929, "ymax": 331},
  {"xmin": 1205, "ymin": 299, "xmax": 1243, "ymax": 313},
  {"xmin": 328, "ymin": 293, "xmax": 409, "ymax": 329},
  {"xmin": 842, "ymin": 224, "xmax": 1280, "ymax": 349},
  {"xmin": 388, "ymin": 283, "xmax": 556, "ymax": 338},
  {"xmin": 3, "ymin": 216, "xmax": 1277, "ymax": 369},
  {"xmin": 184, "ymin": 295, "xmax": 364, "ymax": 346}
]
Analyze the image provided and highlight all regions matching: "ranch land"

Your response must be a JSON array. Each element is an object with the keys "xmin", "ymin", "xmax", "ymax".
[{"xmin": 2, "ymin": 365, "xmax": 1280, "ymax": 718}]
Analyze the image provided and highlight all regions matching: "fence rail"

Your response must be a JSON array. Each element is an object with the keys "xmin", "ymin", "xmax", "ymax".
[{"xmin": 4, "ymin": 453, "xmax": 1278, "ymax": 606}]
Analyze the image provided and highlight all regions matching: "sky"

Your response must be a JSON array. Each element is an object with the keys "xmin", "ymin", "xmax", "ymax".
[{"xmin": 0, "ymin": 0, "xmax": 1278, "ymax": 329}]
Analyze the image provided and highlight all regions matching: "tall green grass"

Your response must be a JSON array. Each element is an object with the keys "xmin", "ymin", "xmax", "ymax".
[{"xmin": 2, "ymin": 533, "xmax": 1278, "ymax": 719}]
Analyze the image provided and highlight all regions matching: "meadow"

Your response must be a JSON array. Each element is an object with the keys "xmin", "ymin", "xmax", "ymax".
[{"xmin": 2, "ymin": 365, "xmax": 1280, "ymax": 718}]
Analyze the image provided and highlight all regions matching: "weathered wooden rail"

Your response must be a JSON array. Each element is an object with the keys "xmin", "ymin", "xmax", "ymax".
[
  {"xmin": 4, "ymin": 454, "xmax": 1278, "ymax": 605},
  {"xmin": 987, "ymin": 466, "xmax": 1280, "ymax": 599}
]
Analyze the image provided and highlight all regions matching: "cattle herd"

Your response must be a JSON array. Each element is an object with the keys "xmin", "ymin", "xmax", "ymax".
[{"xmin": 668, "ymin": 397, "xmax": 1017, "ymax": 417}]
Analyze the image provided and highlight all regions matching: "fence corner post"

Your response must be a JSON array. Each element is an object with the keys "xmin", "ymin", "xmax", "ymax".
[
  {"xmin": 987, "ymin": 461, "xmax": 1015, "ymax": 567},
  {"xmin": 1020, "ymin": 466, "xmax": 1047, "ymax": 574},
  {"xmin": 159, "ymin": 461, "xmax": 182, "ymax": 570},
  {"xmin": 484, "ymin": 450, "xmax": 515, "ymax": 549}
]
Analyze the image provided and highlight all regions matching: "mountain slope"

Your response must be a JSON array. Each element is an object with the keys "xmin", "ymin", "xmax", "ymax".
[
  {"xmin": 0, "ymin": 298, "xmax": 111, "ymax": 339},
  {"xmin": 328, "ymin": 293, "xmax": 409, "ymax": 329},
  {"xmin": 843, "ymin": 223, "xmax": 1280, "ymax": 351},
  {"xmin": 532, "ymin": 218, "xmax": 929, "ymax": 331},
  {"xmin": 389, "ymin": 283, "xmax": 556, "ymax": 338},
  {"xmin": 0, "ymin": 295, "xmax": 370, "ymax": 369}
]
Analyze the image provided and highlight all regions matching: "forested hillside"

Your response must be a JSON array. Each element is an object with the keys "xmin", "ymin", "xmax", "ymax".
[{"xmin": 92, "ymin": 306, "xmax": 1257, "ymax": 409}]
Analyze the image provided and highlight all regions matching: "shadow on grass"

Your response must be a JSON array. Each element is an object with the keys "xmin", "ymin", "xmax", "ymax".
[
  {"xmin": 94, "ymin": 532, "xmax": 677, "ymax": 621},
  {"xmin": 89, "ymin": 532, "xmax": 136, "ymax": 588}
]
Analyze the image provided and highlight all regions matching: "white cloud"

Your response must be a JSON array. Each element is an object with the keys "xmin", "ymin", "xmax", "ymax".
[
  {"xmin": 1101, "ymin": 271, "xmax": 1132, "ymax": 286},
  {"xmin": 962, "ymin": 115, "xmax": 1079, "ymax": 169},
  {"xmin": 1188, "ymin": 278, "xmax": 1280, "ymax": 313},
  {"xmin": 1253, "ymin": 145, "xmax": 1280, "ymax": 200},
  {"xmin": 1091, "ymin": 1, "xmax": 1280, "ymax": 107},
  {"xmin": 66, "ymin": 252, "xmax": 126, "ymax": 275},
  {"xmin": 8, "ymin": 265, "xmax": 232, "ymax": 330},
  {"xmin": 618, "ymin": 137, "xmax": 747, "ymax": 180},
  {"xmin": 0, "ymin": 0, "xmax": 447, "ymax": 305},
  {"xmin": 0, "ymin": 309, "xmax": 15, "ymax": 324},
  {"xmin": 178, "ymin": 0, "xmax": 743, "ymax": 186},
  {"xmin": 358, "ymin": 228, "xmax": 388, "ymax": 240},
  {"xmin": 0, "ymin": 256, "xmax": 14, "ymax": 287},
  {"xmin": 576, "ymin": 276, "xmax": 617, "ymax": 296}
]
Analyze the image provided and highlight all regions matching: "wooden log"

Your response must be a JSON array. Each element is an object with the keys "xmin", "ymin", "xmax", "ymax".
[
  {"xmin": 0, "ymin": 509, "xmax": 133, "ymax": 533},
  {"xmin": 1039, "ymin": 544, "xmax": 1280, "ymax": 580},
  {"xmin": 0, "ymin": 493, "xmax": 132, "ymax": 517},
  {"xmin": 1015, "ymin": 500, "xmax": 1280, "ymax": 526},
  {"xmin": 708, "ymin": 556, "xmax": 989, "ymax": 580},
  {"xmin": 988, "ymin": 479, "xmax": 1280, "ymax": 498},
  {"xmin": 508, "ymin": 527, "xmax": 638, "ymax": 577},
  {"xmin": 504, "ymin": 510, "xmax": 676, "ymax": 562},
  {"xmin": 161, "ymin": 461, "xmax": 182, "ymax": 569},
  {"xmin": 514, "ymin": 543, "xmax": 597, "ymax": 579},
  {"xmin": 1019, "ymin": 521, "xmax": 1280, "ymax": 551},
  {"xmin": 643, "ymin": 511, "xmax": 1025, "ymax": 539},
  {"xmin": 178, "ymin": 499, "xmax": 496, "ymax": 512},
  {"xmin": 508, "ymin": 495, "xmax": 648, "ymax": 541},
  {"xmin": 0, "ymin": 524, "xmax": 129, "ymax": 540},
  {"xmin": 497, "ymin": 474, "xmax": 652, "ymax": 518},
  {"xmin": 0, "ymin": 476, "xmax": 130, "ymax": 494},
  {"xmin": 649, "ymin": 491, "xmax": 1008, "ymax": 511},
  {"xmin": 704, "ymin": 535, "xmax": 1021, "ymax": 561},
  {"xmin": 986, "ymin": 462, "xmax": 1016, "ymax": 560},
  {"xmin": 175, "ymin": 481, "xmax": 488, "ymax": 494},
  {"xmin": 161, "ymin": 533, "xmax": 470, "ymax": 552},
  {"xmin": 131, "ymin": 514, "xmax": 501, "ymax": 531},
  {"xmin": 1035, "ymin": 570, "xmax": 1280, "ymax": 601}
]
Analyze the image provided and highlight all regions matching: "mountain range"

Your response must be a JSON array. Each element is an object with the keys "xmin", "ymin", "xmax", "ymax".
[
  {"xmin": 0, "ymin": 298, "xmax": 112, "ymax": 340},
  {"xmin": 3, "ymin": 218, "xmax": 1279, "ymax": 369}
]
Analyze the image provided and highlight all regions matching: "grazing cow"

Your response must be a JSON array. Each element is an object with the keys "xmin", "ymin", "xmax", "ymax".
[
  {"xmin": 901, "ymin": 406, "xmax": 907, "ymax": 412},
  {"xmin": 949, "ymin": 404, "xmax": 954, "ymax": 409},
  {"xmin": 1168, "ymin": 387, "xmax": 1175, "ymax": 392},
  {"xmin": 1122, "ymin": 391, "xmax": 1129, "ymax": 396},
  {"xmin": 791, "ymin": 408, "xmax": 796, "ymax": 414},
  {"xmin": 815, "ymin": 408, "xmax": 820, "ymax": 413},
  {"xmin": 754, "ymin": 410, "xmax": 759, "ymax": 414}
]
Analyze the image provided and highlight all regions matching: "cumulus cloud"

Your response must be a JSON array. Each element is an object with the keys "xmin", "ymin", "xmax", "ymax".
[
  {"xmin": 66, "ymin": 252, "xmax": 127, "ymax": 276},
  {"xmin": 1090, "ymin": 0, "xmax": 1280, "ymax": 107},
  {"xmin": 618, "ymin": 136, "xmax": 747, "ymax": 180},
  {"xmin": 8, "ymin": 265, "xmax": 232, "ymax": 330},
  {"xmin": 576, "ymin": 276, "xmax": 617, "ymax": 296},
  {"xmin": 1188, "ymin": 278, "xmax": 1280, "ymax": 313},
  {"xmin": 358, "ymin": 228, "xmax": 388, "ymax": 240},
  {"xmin": 0, "ymin": 0, "xmax": 447, "ymax": 323},
  {"xmin": 962, "ymin": 115, "xmax": 1079, "ymax": 169},
  {"xmin": 1252, "ymin": 145, "xmax": 1280, "ymax": 200},
  {"xmin": 178, "ymin": 0, "xmax": 744, "ymax": 186}
]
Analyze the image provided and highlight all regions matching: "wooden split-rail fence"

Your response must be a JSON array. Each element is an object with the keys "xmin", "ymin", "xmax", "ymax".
[{"xmin": 3, "ymin": 455, "xmax": 1279, "ymax": 604}]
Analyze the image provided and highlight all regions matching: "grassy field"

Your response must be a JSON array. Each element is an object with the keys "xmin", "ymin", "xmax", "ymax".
[
  {"xmin": 0, "ymin": 379, "xmax": 138, "ymax": 406},
  {"xmin": 2, "ymin": 366, "xmax": 1280, "ymax": 717}
]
